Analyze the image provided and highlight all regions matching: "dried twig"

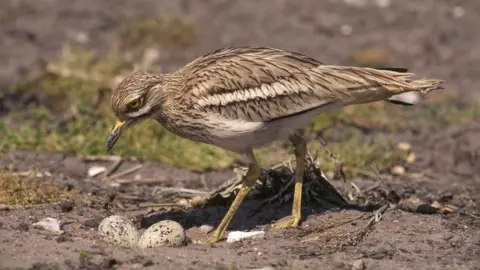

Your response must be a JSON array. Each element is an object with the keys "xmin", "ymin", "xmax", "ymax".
[
  {"xmin": 317, "ymin": 136, "xmax": 346, "ymax": 183},
  {"xmin": 287, "ymin": 157, "xmax": 293, "ymax": 171},
  {"xmin": 115, "ymin": 194, "xmax": 148, "ymax": 201},
  {"xmin": 155, "ymin": 187, "xmax": 209, "ymax": 195},
  {"xmin": 105, "ymin": 158, "xmax": 124, "ymax": 177},
  {"xmin": 270, "ymin": 158, "xmax": 291, "ymax": 170},
  {"xmin": 104, "ymin": 164, "xmax": 143, "ymax": 181},
  {"xmin": 350, "ymin": 182, "xmax": 362, "ymax": 196},
  {"xmin": 342, "ymin": 204, "xmax": 389, "ymax": 247},
  {"xmin": 362, "ymin": 183, "xmax": 380, "ymax": 193},
  {"xmin": 114, "ymin": 178, "xmax": 168, "ymax": 185},
  {"xmin": 300, "ymin": 214, "xmax": 366, "ymax": 242},
  {"xmin": 200, "ymin": 175, "xmax": 209, "ymax": 190},
  {"xmin": 132, "ymin": 202, "xmax": 186, "ymax": 209}
]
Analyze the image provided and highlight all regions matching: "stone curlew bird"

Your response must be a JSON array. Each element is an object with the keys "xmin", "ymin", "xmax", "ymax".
[{"xmin": 107, "ymin": 47, "xmax": 443, "ymax": 243}]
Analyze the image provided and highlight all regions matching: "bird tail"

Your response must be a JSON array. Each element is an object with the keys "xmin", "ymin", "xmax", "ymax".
[
  {"xmin": 379, "ymin": 67, "xmax": 443, "ymax": 106},
  {"xmin": 312, "ymin": 66, "xmax": 444, "ymax": 106}
]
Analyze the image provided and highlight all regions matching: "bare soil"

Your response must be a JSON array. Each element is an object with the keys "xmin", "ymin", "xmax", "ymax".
[{"xmin": 1, "ymin": 0, "xmax": 479, "ymax": 269}]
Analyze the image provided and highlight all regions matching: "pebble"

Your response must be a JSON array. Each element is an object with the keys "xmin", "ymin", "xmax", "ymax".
[
  {"xmin": 138, "ymin": 220, "xmax": 186, "ymax": 248},
  {"xmin": 405, "ymin": 152, "xmax": 416, "ymax": 164},
  {"xmin": 452, "ymin": 6, "xmax": 465, "ymax": 18},
  {"xmin": 352, "ymin": 259, "xmax": 365, "ymax": 270},
  {"xmin": 397, "ymin": 142, "xmax": 412, "ymax": 151},
  {"xmin": 250, "ymin": 267, "xmax": 276, "ymax": 270},
  {"xmin": 33, "ymin": 218, "xmax": 63, "ymax": 235},
  {"xmin": 226, "ymin": 231, "xmax": 265, "ymax": 243},
  {"xmin": 191, "ymin": 195, "xmax": 207, "ymax": 207},
  {"xmin": 340, "ymin": 24, "xmax": 353, "ymax": 35},
  {"xmin": 199, "ymin": 224, "xmax": 214, "ymax": 234},
  {"xmin": 391, "ymin": 165, "xmax": 405, "ymax": 175},
  {"xmin": 374, "ymin": 0, "xmax": 391, "ymax": 8},
  {"xmin": 87, "ymin": 166, "xmax": 106, "ymax": 177}
]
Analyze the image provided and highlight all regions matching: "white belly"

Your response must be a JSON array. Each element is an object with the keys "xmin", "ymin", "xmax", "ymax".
[{"xmin": 200, "ymin": 102, "xmax": 343, "ymax": 153}]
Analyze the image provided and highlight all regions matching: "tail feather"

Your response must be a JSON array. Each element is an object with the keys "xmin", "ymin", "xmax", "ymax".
[
  {"xmin": 407, "ymin": 78, "xmax": 444, "ymax": 94},
  {"xmin": 378, "ymin": 68, "xmax": 443, "ymax": 105},
  {"xmin": 308, "ymin": 65, "xmax": 444, "ymax": 107}
]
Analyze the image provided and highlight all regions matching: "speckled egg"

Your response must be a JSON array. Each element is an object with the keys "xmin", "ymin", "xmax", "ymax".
[
  {"xmin": 97, "ymin": 215, "xmax": 139, "ymax": 248},
  {"xmin": 138, "ymin": 220, "xmax": 186, "ymax": 248}
]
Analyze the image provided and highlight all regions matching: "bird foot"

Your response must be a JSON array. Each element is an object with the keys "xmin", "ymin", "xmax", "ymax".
[{"xmin": 271, "ymin": 215, "xmax": 300, "ymax": 229}]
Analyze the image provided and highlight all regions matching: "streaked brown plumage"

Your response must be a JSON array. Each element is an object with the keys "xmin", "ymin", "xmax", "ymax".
[{"xmin": 107, "ymin": 46, "xmax": 444, "ymax": 243}]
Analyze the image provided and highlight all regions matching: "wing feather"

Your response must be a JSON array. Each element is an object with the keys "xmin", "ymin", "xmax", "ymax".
[{"xmin": 176, "ymin": 47, "xmax": 437, "ymax": 123}]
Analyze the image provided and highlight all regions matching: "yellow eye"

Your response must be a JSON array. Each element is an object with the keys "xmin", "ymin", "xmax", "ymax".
[{"xmin": 127, "ymin": 99, "xmax": 142, "ymax": 110}]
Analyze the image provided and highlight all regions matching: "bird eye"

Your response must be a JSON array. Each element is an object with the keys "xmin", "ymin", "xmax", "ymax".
[{"xmin": 126, "ymin": 99, "xmax": 143, "ymax": 110}]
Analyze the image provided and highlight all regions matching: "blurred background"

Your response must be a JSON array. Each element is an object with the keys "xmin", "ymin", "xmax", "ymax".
[
  {"xmin": 0, "ymin": 0, "xmax": 478, "ymax": 176},
  {"xmin": 1, "ymin": 1, "xmax": 479, "ymax": 269}
]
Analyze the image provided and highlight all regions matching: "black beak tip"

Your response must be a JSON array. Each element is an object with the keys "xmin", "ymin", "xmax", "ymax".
[{"xmin": 106, "ymin": 134, "xmax": 116, "ymax": 152}]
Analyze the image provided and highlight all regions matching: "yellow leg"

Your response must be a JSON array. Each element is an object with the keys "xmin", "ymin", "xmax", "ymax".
[
  {"xmin": 203, "ymin": 149, "xmax": 260, "ymax": 243},
  {"xmin": 273, "ymin": 133, "xmax": 306, "ymax": 228}
]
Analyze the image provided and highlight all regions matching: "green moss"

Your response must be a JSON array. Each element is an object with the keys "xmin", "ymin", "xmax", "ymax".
[
  {"xmin": 308, "ymin": 99, "xmax": 480, "ymax": 134},
  {"xmin": 253, "ymin": 131, "xmax": 406, "ymax": 178},
  {"xmin": 78, "ymin": 250, "xmax": 89, "ymax": 258},
  {"xmin": 0, "ymin": 171, "xmax": 69, "ymax": 205},
  {"xmin": 312, "ymin": 133, "xmax": 406, "ymax": 177},
  {"xmin": 120, "ymin": 16, "xmax": 195, "ymax": 47}
]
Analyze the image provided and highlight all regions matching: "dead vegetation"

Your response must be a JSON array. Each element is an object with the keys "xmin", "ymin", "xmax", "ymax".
[{"xmin": 0, "ymin": 170, "xmax": 70, "ymax": 206}]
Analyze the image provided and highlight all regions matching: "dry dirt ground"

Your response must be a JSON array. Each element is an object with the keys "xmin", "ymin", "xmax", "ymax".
[{"xmin": 1, "ymin": 0, "xmax": 480, "ymax": 269}]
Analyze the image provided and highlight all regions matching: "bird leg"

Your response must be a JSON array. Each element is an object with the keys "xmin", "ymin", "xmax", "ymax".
[
  {"xmin": 204, "ymin": 149, "xmax": 260, "ymax": 243},
  {"xmin": 273, "ymin": 132, "xmax": 306, "ymax": 228}
]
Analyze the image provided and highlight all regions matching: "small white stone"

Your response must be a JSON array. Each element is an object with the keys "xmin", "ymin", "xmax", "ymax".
[
  {"xmin": 33, "ymin": 218, "xmax": 63, "ymax": 235},
  {"xmin": 452, "ymin": 6, "xmax": 465, "ymax": 18},
  {"xmin": 138, "ymin": 220, "xmax": 186, "ymax": 248},
  {"xmin": 405, "ymin": 152, "xmax": 416, "ymax": 164},
  {"xmin": 391, "ymin": 165, "xmax": 405, "ymax": 176},
  {"xmin": 340, "ymin": 25, "xmax": 353, "ymax": 36},
  {"xmin": 374, "ymin": 0, "xmax": 391, "ymax": 8},
  {"xmin": 98, "ymin": 215, "xmax": 139, "ymax": 248},
  {"xmin": 352, "ymin": 259, "xmax": 365, "ymax": 270},
  {"xmin": 249, "ymin": 267, "xmax": 276, "ymax": 270},
  {"xmin": 75, "ymin": 32, "xmax": 90, "ymax": 44},
  {"xmin": 397, "ymin": 142, "xmax": 412, "ymax": 151},
  {"xmin": 226, "ymin": 231, "xmax": 265, "ymax": 243},
  {"xmin": 198, "ymin": 224, "xmax": 214, "ymax": 234},
  {"xmin": 88, "ymin": 166, "xmax": 106, "ymax": 177}
]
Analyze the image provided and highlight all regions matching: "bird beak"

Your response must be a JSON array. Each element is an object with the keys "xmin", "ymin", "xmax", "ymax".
[{"xmin": 106, "ymin": 119, "xmax": 127, "ymax": 151}]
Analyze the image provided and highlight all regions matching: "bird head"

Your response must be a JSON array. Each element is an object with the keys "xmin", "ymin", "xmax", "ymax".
[{"xmin": 106, "ymin": 71, "xmax": 163, "ymax": 151}]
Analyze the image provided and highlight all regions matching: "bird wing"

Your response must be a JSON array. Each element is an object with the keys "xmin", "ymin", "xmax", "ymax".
[{"xmin": 180, "ymin": 47, "xmax": 430, "ymax": 123}]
